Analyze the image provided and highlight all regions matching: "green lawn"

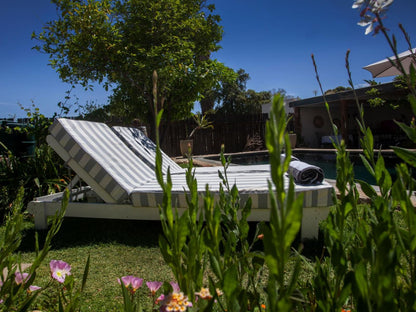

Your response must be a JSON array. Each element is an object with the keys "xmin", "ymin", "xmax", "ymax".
[
  {"xmin": 13, "ymin": 204, "xmax": 400, "ymax": 311},
  {"xmin": 17, "ymin": 218, "xmax": 175, "ymax": 311},
  {"xmin": 13, "ymin": 215, "xmax": 324, "ymax": 311}
]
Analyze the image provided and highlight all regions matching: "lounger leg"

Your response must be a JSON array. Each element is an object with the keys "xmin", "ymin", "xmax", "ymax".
[
  {"xmin": 31, "ymin": 203, "xmax": 48, "ymax": 230},
  {"xmin": 301, "ymin": 207, "xmax": 330, "ymax": 239}
]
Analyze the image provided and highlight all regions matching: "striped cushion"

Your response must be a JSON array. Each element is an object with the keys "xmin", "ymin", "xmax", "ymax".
[
  {"xmin": 112, "ymin": 126, "xmax": 182, "ymax": 174},
  {"xmin": 48, "ymin": 118, "xmax": 156, "ymax": 203},
  {"xmin": 48, "ymin": 119, "xmax": 334, "ymax": 210},
  {"xmin": 112, "ymin": 125, "xmax": 271, "ymax": 175},
  {"xmin": 131, "ymin": 170, "xmax": 333, "ymax": 209}
]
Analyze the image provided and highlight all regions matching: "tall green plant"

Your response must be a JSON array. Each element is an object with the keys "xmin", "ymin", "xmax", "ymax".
[
  {"xmin": 308, "ymin": 53, "xmax": 359, "ymax": 312},
  {"xmin": 309, "ymin": 33, "xmax": 416, "ymax": 310},
  {"xmin": 202, "ymin": 148, "xmax": 266, "ymax": 312},
  {"xmin": 155, "ymin": 70, "xmax": 268, "ymax": 311},
  {"xmin": 0, "ymin": 188, "xmax": 68, "ymax": 311},
  {"xmin": 156, "ymin": 154, "xmax": 206, "ymax": 301},
  {"xmin": 261, "ymin": 94, "xmax": 304, "ymax": 311},
  {"xmin": 153, "ymin": 69, "xmax": 206, "ymax": 301}
]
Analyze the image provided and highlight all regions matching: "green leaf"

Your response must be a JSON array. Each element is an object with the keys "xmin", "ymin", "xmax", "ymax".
[
  {"xmin": 156, "ymin": 109, "xmax": 164, "ymax": 129},
  {"xmin": 81, "ymin": 254, "xmax": 90, "ymax": 292},
  {"xmin": 354, "ymin": 263, "xmax": 368, "ymax": 298},
  {"xmin": 177, "ymin": 214, "xmax": 190, "ymax": 249},
  {"xmin": 15, "ymin": 294, "xmax": 40, "ymax": 312},
  {"xmin": 408, "ymin": 94, "xmax": 416, "ymax": 116},
  {"xmin": 58, "ymin": 295, "xmax": 65, "ymax": 312},
  {"xmin": 359, "ymin": 154, "xmax": 375, "ymax": 177},
  {"xmin": 365, "ymin": 127, "xmax": 374, "ymax": 151},
  {"xmin": 34, "ymin": 177, "xmax": 40, "ymax": 188},
  {"xmin": 158, "ymin": 236, "xmax": 173, "ymax": 263},
  {"xmin": 374, "ymin": 156, "xmax": 386, "ymax": 182},
  {"xmin": 261, "ymin": 226, "xmax": 279, "ymax": 277},
  {"xmin": 284, "ymin": 193, "xmax": 303, "ymax": 249},
  {"xmin": 223, "ymin": 265, "xmax": 238, "ymax": 298},
  {"xmin": 395, "ymin": 120, "xmax": 416, "ymax": 142},
  {"xmin": 286, "ymin": 254, "xmax": 301, "ymax": 295},
  {"xmin": 392, "ymin": 146, "xmax": 416, "ymax": 168},
  {"xmin": 209, "ymin": 253, "xmax": 223, "ymax": 280},
  {"xmin": 120, "ymin": 281, "xmax": 134, "ymax": 312},
  {"xmin": 356, "ymin": 179, "xmax": 377, "ymax": 198}
]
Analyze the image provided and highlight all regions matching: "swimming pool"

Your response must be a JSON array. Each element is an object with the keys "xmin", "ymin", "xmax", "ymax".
[
  {"xmin": 204, "ymin": 150, "xmax": 403, "ymax": 185},
  {"xmin": 292, "ymin": 151, "xmax": 401, "ymax": 185}
]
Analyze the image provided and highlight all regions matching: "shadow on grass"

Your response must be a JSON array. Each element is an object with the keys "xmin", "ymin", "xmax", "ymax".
[
  {"xmin": 19, "ymin": 218, "xmax": 164, "ymax": 252},
  {"xmin": 18, "ymin": 217, "xmax": 325, "ymax": 259}
]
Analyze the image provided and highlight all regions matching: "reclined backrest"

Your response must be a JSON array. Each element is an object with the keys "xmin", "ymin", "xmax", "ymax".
[
  {"xmin": 112, "ymin": 126, "xmax": 182, "ymax": 174},
  {"xmin": 47, "ymin": 118, "xmax": 156, "ymax": 203}
]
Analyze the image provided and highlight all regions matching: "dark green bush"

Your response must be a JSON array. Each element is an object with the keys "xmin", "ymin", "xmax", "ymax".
[{"xmin": 0, "ymin": 144, "xmax": 69, "ymax": 222}]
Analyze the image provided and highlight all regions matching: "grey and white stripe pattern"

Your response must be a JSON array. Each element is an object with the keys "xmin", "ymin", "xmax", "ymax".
[
  {"xmin": 112, "ymin": 126, "xmax": 182, "ymax": 174},
  {"xmin": 112, "ymin": 125, "xmax": 271, "ymax": 175},
  {"xmin": 48, "ymin": 118, "xmax": 334, "ymax": 209},
  {"xmin": 130, "ymin": 170, "xmax": 333, "ymax": 209},
  {"xmin": 48, "ymin": 118, "xmax": 156, "ymax": 203}
]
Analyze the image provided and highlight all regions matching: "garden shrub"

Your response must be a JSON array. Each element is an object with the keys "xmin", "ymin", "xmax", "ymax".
[
  {"xmin": 0, "ymin": 106, "xmax": 69, "ymax": 222},
  {"xmin": 0, "ymin": 143, "xmax": 69, "ymax": 222}
]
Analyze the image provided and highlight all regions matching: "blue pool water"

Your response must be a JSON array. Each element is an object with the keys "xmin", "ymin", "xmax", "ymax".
[
  {"xmin": 292, "ymin": 152, "xmax": 399, "ymax": 185},
  {"xmin": 219, "ymin": 151, "xmax": 402, "ymax": 185}
]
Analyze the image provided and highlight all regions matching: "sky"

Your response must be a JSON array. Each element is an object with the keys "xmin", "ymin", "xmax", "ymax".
[{"xmin": 1, "ymin": 0, "xmax": 416, "ymax": 118}]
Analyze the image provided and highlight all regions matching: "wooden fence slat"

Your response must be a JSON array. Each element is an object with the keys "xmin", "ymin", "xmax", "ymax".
[{"xmin": 130, "ymin": 113, "xmax": 268, "ymax": 157}]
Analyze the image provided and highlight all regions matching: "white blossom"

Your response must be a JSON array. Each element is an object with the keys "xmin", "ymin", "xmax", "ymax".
[{"xmin": 352, "ymin": 0, "xmax": 394, "ymax": 35}]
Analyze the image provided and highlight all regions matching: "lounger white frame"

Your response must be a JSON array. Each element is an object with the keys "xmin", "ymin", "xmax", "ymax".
[
  {"xmin": 28, "ymin": 187, "xmax": 331, "ymax": 239},
  {"xmin": 28, "ymin": 118, "xmax": 334, "ymax": 240}
]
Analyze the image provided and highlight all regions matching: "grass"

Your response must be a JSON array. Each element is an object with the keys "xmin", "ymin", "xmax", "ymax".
[
  {"xmin": 9, "ymin": 204, "xmax": 405, "ymax": 311},
  {"xmin": 10, "ymin": 215, "xmax": 323, "ymax": 311},
  {"xmin": 16, "ymin": 218, "xmax": 175, "ymax": 311},
  {"xmin": 4, "ymin": 209, "xmax": 332, "ymax": 311}
]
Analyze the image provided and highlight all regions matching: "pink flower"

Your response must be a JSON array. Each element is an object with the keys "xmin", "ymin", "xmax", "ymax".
[
  {"xmin": 156, "ymin": 294, "xmax": 165, "ymax": 304},
  {"xmin": 147, "ymin": 281, "xmax": 163, "ymax": 295},
  {"xmin": 118, "ymin": 275, "xmax": 143, "ymax": 294},
  {"xmin": 170, "ymin": 281, "xmax": 180, "ymax": 293},
  {"xmin": 15, "ymin": 272, "xmax": 30, "ymax": 285},
  {"xmin": 50, "ymin": 260, "xmax": 71, "ymax": 283},
  {"xmin": 28, "ymin": 285, "xmax": 42, "ymax": 293},
  {"xmin": 13, "ymin": 273, "xmax": 41, "ymax": 293}
]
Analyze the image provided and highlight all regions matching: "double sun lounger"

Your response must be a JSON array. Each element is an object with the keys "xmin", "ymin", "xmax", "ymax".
[{"xmin": 28, "ymin": 118, "xmax": 334, "ymax": 239}]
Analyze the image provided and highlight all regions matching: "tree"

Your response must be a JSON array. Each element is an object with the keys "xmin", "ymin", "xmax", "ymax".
[
  {"xmin": 324, "ymin": 86, "xmax": 352, "ymax": 95},
  {"xmin": 215, "ymin": 69, "xmax": 271, "ymax": 114},
  {"xmin": 33, "ymin": 0, "xmax": 226, "ymax": 139}
]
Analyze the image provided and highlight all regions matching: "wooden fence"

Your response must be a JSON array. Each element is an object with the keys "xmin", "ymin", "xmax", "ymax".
[{"xmin": 158, "ymin": 114, "xmax": 269, "ymax": 156}]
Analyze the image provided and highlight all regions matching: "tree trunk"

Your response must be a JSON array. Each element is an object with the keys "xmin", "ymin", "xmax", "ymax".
[{"xmin": 200, "ymin": 92, "xmax": 215, "ymax": 114}]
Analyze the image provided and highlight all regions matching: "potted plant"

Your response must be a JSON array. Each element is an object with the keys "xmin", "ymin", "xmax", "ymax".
[
  {"xmin": 288, "ymin": 131, "xmax": 297, "ymax": 148},
  {"xmin": 180, "ymin": 113, "xmax": 213, "ymax": 157}
]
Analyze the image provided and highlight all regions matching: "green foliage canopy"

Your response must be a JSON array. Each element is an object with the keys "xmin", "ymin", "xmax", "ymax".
[
  {"xmin": 215, "ymin": 68, "xmax": 272, "ymax": 114},
  {"xmin": 33, "ymin": 0, "xmax": 227, "ymax": 126}
]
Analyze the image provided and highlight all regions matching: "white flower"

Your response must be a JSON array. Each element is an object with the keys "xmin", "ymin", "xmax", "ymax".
[
  {"xmin": 352, "ymin": 0, "xmax": 365, "ymax": 9},
  {"xmin": 352, "ymin": 0, "xmax": 394, "ymax": 35},
  {"xmin": 353, "ymin": 0, "xmax": 394, "ymax": 11}
]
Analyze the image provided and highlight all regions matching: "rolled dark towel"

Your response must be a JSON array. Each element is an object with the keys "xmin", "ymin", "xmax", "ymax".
[
  {"xmin": 280, "ymin": 153, "xmax": 299, "ymax": 163},
  {"xmin": 288, "ymin": 160, "xmax": 324, "ymax": 185}
]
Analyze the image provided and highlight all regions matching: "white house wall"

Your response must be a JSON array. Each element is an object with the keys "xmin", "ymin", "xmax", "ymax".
[{"xmin": 299, "ymin": 107, "xmax": 341, "ymax": 147}]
